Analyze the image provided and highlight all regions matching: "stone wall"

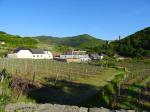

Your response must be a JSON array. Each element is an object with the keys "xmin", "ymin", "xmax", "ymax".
[{"xmin": 5, "ymin": 103, "xmax": 135, "ymax": 112}]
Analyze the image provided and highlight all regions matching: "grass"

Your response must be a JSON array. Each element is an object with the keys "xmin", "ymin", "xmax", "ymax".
[
  {"xmin": 26, "ymin": 67, "xmax": 121, "ymax": 105},
  {"xmin": 37, "ymin": 43, "xmax": 53, "ymax": 50},
  {"xmin": 75, "ymin": 68, "xmax": 120, "ymax": 87},
  {"xmin": 16, "ymin": 95, "xmax": 36, "ymax": 103},
  {"xmin": 139, "ymin": 76, "xmax": 150, "ymax": 85}
]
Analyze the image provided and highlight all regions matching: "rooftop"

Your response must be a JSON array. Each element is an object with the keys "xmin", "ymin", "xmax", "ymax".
[
  {"xmin": 30, "ymin": 49, "xmax": 44, "ymax": 54},
  {"xmin": 13, "ymin": 47, "xmax": 44, "ymax": 54}
]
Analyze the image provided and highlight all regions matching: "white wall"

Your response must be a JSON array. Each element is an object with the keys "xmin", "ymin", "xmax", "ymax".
[
  {"xmin": 60, "ymin": 55, "xmax": 73, "ymax": 59},
  {"xmin": 32, "ymin": 51, "xmax": 53, "ymax": 59},
  {"xmin": 7, "ymin": 53, "xmax": 18, "ymax": 58},
  {"xmin": 17, "ymin": 50, "xmax": 33, "ymax": 58},
  {"xmin": 60, "ymin": 55, "xmax": 89, "ymax": 59},
  {"xmin": 8, "ymin": 50, "xmax": 53, "ymax": 59},
  {"xmin": 43, "ymin": 51, "xmax": 53, "ymax": 59},
  {"xmin": 100, "ymin": 55, "xmax": 104, "ymax": 60},
  {"xmin": 32, "ymin": 54, "xmax": 44, "ymax": 59},
  {"xmin": 80, "ymin": 57, "xmax": 91, "ymax": 62}
]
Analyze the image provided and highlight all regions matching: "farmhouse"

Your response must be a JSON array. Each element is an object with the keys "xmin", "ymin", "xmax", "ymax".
[
  {"xmin": 60, "ymin": 50, "xmax": 91, "ymax": 62},
  {"xmin": 7, "ymin": 47, "xmax": 53, "ymax": 59}
]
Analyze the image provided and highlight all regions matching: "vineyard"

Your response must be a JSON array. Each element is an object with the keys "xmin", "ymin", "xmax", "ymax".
[
  {"xmin": 81, "ymin": 59, "xmax": 150, "ymax": 111},
  {"xmin": 1, "ymin": 58, "xmax": 149, "ymax": 111},
  {"xmin": 117, "ymin": 60, "xmax": 150, "ymax": 110},
  {"xmin": 0, "ymin": 58, "xmax": 121, "ymax": 106},
  {"xmin": 0, "ymin": 58, "xmax": 107, "ymax": 83}
]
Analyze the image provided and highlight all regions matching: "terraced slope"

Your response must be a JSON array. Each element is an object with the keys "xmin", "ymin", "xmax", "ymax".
[{"xmin": 117, "ymin": 60, "xmax": 150, "ymax": 110}]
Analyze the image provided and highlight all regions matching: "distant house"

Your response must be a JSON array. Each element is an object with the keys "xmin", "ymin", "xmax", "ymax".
[
  {"xmin": 7, "ymin": 47, "xmax": 53, "ymax": 59},
  {"xmin": 60, "ymin": 50, "xmax": 91, "ymax": 62},
  {"xmin": 89, "ymin": 53, "xmax": 104, "ymax": 60},
  {"xmin": 114, "ymin": 54, "xmax": 125, "ymax": 61}
]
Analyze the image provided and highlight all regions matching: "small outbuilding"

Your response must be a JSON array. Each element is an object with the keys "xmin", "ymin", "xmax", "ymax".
[{"xmin": 89, "ymin": 53, "xmax": 104, "ymax": 60}]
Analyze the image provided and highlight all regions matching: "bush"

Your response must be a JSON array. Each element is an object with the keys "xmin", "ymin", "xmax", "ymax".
[{"xmin": 0, "ymin": 94, "xmax": 10, "ymax": 106}]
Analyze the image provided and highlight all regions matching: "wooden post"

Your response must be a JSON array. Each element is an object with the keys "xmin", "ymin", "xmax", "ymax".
[
  {"xmin": 118, "ymin": 83, "xmax": 120, "ymax": 96},
  {"xmin": 54, "ymin": 73, "xmax": 59, "ymax": 86},
  {"xmin": 32, "ymin": 72, "xmax": 35, "ymax": 85},
  {"xmin": 16, "ymin": 69, "xmax": 17, "ymax": 75}
]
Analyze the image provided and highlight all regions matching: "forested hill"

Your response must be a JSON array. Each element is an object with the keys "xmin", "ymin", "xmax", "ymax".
[
  {"xmin": 0, "ymin": 31, "xmax": 38, "ymax": 48},
  {"xmin": 34, "ymin": 34, "xmax": 106, "ymax": 49},
  {"xmin": 0, "ymin": 32, "xmax": 105, "ymax": 56},
  {"xmin": 111, "ymin": 27, "xmax": 150, "ymax": 57},
  {"xmin": 0, "ymin": 31, "xmax": 38, "ymax": 56}
]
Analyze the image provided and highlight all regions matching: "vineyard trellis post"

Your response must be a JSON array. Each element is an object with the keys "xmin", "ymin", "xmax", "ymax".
[{"xmin": 32, "ymin": 71, "xmax": 36, "ymax": 85}]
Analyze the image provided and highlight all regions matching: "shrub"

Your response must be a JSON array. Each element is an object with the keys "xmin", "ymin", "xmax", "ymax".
[{"xmin": 0, "ymin": 94, "xmax": 10, "ymax": 106}]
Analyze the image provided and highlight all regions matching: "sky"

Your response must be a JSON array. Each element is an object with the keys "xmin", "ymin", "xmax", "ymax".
[{"xmin": 0, "ymin": 0, "xmax": 150, "ymax": 40}]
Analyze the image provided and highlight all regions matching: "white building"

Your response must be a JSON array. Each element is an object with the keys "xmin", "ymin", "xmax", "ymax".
[
  {"xmin": 60, "ymin": 50, "xmax": 91, "ymax": 62},
  {"xmin": 7, "ymin": 47, "xmax": 53, "ymax": 59}
]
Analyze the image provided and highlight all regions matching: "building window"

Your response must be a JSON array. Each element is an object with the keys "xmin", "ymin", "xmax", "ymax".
[
  {"xmin": 41, "ymin": 55, "xmax": 42, "ymax": 57},
  {"xmin": 37, "ymin": 55, "xmax": 39, "ymax": 57},
  {"xmin": 33, "ymin": 55, "xmax": 35, "ymax": 57}
]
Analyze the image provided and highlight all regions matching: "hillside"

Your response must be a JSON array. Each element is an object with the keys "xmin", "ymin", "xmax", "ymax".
[
  {"xmin": 0, "ymin": 31, "xmax": 38, "ymax": 56},
  {"xmin": 35, "ymin": 34, "xmax": 106, "ymax": 49},
  {"xmin": 0, "ymin": 32, "xmax": 106, "ymax": 56},
  {"xmin": 110, "ymin": 27, "xmax": 150, "ymax": 57},
  {"xmin": 0, "ymin": 31, "xmax": 38, "ymax": 47}
]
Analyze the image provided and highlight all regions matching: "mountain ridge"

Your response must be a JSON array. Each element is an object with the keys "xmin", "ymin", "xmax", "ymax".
[{"xmin": 34, "ymin": 34, "xmax": 106, "ymax": 49}]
